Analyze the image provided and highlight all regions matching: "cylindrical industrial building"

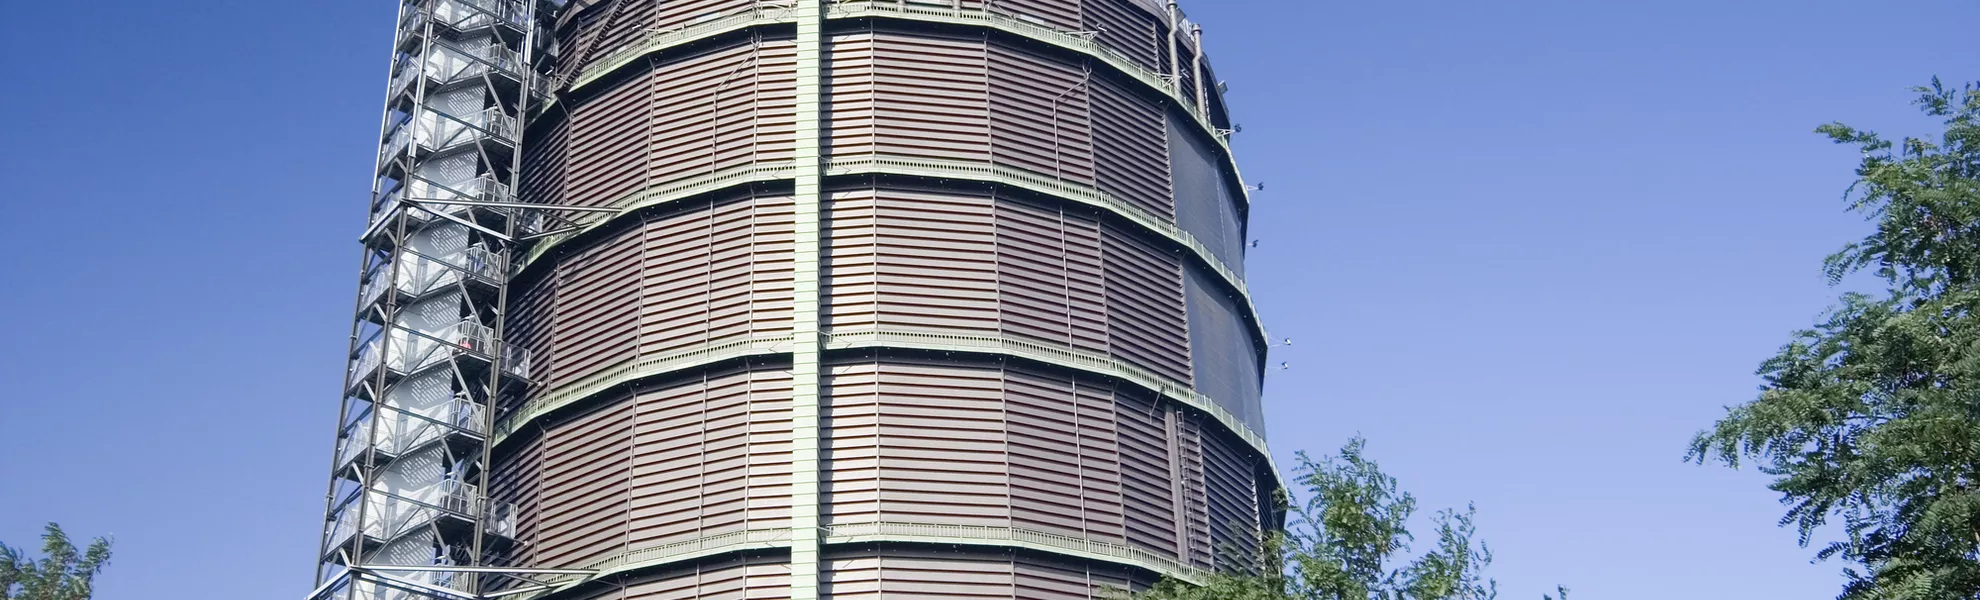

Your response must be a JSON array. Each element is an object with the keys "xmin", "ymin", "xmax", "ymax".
[{"xmin": 317, "ymin": 1, "xmax": 1276, "ymax": 599}]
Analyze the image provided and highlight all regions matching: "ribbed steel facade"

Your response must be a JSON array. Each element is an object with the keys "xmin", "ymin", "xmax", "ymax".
[{"xmin": 318, "ymin": 1, "xmax": 1274, "ymax": 599}]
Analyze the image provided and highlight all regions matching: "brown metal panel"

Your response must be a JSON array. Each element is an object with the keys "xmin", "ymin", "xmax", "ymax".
[
  {"xmin": 637, "ymin": 206, "xmax": 713, "ymax": 355},
  {"xmin": 1083, "ymin": 0, "xmax": 1162, "ymax": 71},
  {"xmin": 743, "ymin": 366, "xmax": 797, "ymax": 529},
  {"xmin": 1114, "ymin": 388, "xmax": 1179, "ymax": 558},
  {"xmin": 537, "ymin": 398, "xmax": 635, "ymax": 568},
  {"xmin": 1174, "ymin": 412, "xmax": 1212, "ymax": 569},
  {"xmin": 872, "ymin": 188, "xmax": 999, "ymax": 332},
  {"xmin": 824, "ymin": 359, "xmax": 1012, "ymax": 526},
  {"xmin": 594, "ymin": 0, "xmax": 660, "ymax": 64},
  {"xmin": 488, "ymin": 434, "xmax": 544, "ymax": 573},
  {"xmin": 1072, "ymin": 376, "xmax": 1129, "ymax": 544},
  {"xmin": 564, "ymin": 585, "xmax": 626, "ymax": 600},
  {"xmin": 569, "ymin": 72, "xmax": 654, "ymax": 208},
  {"xmin": 1004, "ymin": 369, "xmax": 1091, "ymax": 536},
  {"xmin": 825, "ymin": 32, "xmax": 878, "ymax": 160},
  {"xmin": 993, "ymin": 0, "xmax": 1083, "ymax": 30},
  {"xmin": 756, "ymin": 40, "xmax": 800, "ymax": 164},
  {"xmin": 1004, "ymin": 370, "xmax": 1127, "ymax": 545},
  {"xmin": 989, "ymin": 44, "xmax": 1097, "ymax": 184},
  {"xmin": 1200, "ymin": 425, "xmax": 1263, "ymax": 574},
  {"xmin": 703, "ymin": 198, "xmax": 759, "ymax": 343},
  {"xmin": 652, "ymin": 0, "xmax": 755, "ymax": 31},
  {"xmin": 506, "ymin": 271, "xmax": 558, "ymax": 408},
  {"xmin": 868, "ymin": 31, "xmax": 992, "ymax": 162},
  {"xmin": 1090, "ymin": 77, "xmax": 1175, "ymax": 220},
  {"xmin": 628, "ymin": 377, "xmax": 712, "ymax": 547},
  {"xmin": 871, "ymin": 360, "xmax": 1011, "ymax": 525},
  {"xmin": 822, "ymin": 549, "xmax": 1154, "ymax": 599},
  {"xmin": 1014, "ymin": 554, "xmax": 1145, "ymax": 600},
  {"xmin": 839, "ymin": 552, "xmax": 1017, "ymax": 597},
  {"xmin": 634, "ymin": 192, "xmax": 799, "ymax": 355},
  {"xmin": 993, "ymin": 196, "xmax": 1109, "ymax": 353},
  {"xmin": 628, "ymin": 367, "xmax": 795, "ymax": 548},
  {"xmin": 824, "ymin": 189, "xmax": 878, "ymax": 331},
  {"xmin": 521, "ymin": 116, "xmax": 570, "ymax": 207},
  {"xmin": 1101, "ymin": 223, "xmax": 1192, "ymax": 383},
  {"xmin": 648, "ymin": 44, "xmax": 759, "ymax": 185},
  {"xmin": 823, "ymin": 361, "xmax": 883, "ymax": 524},
  {"xmin": 622, "ymin": 555, "xmax": 793, "ymax": 600},
  {"xmin": 552, "ymin": 232, "xmax": 642, "ymax": 386},
  {"xmin": 820, "ymin": 555, "xmax": 880, "ymax": 599},
  {"xmin": 553, "ymin": 6, "xmax": 609, "ymax": 85},
  {"xmin": 822, "ymin": 359, "xmax": 1169, "ymax": 557}
]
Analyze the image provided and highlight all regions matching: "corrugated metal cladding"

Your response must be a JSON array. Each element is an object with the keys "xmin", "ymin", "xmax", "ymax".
[{"xmin": 499, "ymin": 0, "xmax": 1269, "ymax": 596}]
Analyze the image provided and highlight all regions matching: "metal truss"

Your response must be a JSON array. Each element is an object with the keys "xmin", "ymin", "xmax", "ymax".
[{"xmin": 313, "ymin": 0, "xmax": 606, "ymax": 598}]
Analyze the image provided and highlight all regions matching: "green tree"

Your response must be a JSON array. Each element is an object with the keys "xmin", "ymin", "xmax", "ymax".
[
  {"xmin": 1133, "ymin": 438, "xmax": 1567, "ymax": 600},
  {"xmin": 1689, "ymin": 78, "xmax": 1980, "ymax": 600},
  {"xmin": 0, "ymin": 523, "xmax": 111, "ymax": 600}
]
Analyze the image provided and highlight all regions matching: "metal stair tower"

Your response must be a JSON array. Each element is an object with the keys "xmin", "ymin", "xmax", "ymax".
[{"xmin": 312, "ymin": 1, "xmax": 598, "ymax": 598}]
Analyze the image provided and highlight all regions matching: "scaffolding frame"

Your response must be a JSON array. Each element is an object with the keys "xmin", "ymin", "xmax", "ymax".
[{"xmin": 313, "ymin": 1, "xmax": 604, "ymax": 598}]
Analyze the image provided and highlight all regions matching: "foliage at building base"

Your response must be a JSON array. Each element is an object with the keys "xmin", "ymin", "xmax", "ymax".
[
  {"xmin": 1133, "ymin": 438, "xmax": 1567, "ymax": 600},
  {"xmin": 0, "ymin": 523, "xmax": 111, "ymax": 600}
]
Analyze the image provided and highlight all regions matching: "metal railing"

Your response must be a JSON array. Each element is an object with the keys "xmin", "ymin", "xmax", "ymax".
[
  {"xmin": 491, "ymin": 335, "xmax": 792, "ymax": 443},
  {"xmin": 413, "ymin": 174, "xmax": 514, "ymax": 206},
  {"xmin": 355, "ymin": 246, "xmax": 509, "ymax": 316},
  {"xmin": 420, "ymin": 0, "xmax": 530, "ymax": 32},
  {"xmin": 459, "ymin": 245, "xmax": 507, "ymax": 284},
  {"xmin": 347, "ymin": 340, "xmax": 386, "ymax": 390},
  {"xmin": 333, "ymin": 397, "xmax": 485, "ymax": 473},
  {"xmin": 570, "ymin": 5, "xmax": 797, "ymax": 91},
  {"xmin": 826, "ymin": 0, "xmax": 1231, "ymax": 146},
  {"xmin": 346, "ymin": 319, "xmax": 519, "ymax": 391},
  {"xmin": 500, "ymin": 342, "xmax": 531, "ymax": 380},
  {"xmin": 377, "ymin": 121, "xmax": 414, "ymax": 169},
  {"xmin": 823, "ymin": 328, "xmax": 1281, "ymax": 481},
  {"xmin": 505, "ymin": 155, "xmax": 1264, "ymax": 344},
  {"xmin": 825, "ymin": 155, "xmax": 1267, "ymax": 341},
  {"xmin": 826, "ymin": 521, "xmax": 1209, "ymax": 584},
  {"xmin": 387, "ymin": 57, "xmax": 419, "ymax": 101},
  {"xmin": 378, "ymin": 107, "xmax": 519, "ymax": 170},
  {"xmin": 520, "ymin": 161, "xmax": 799, "ymax": 265}
]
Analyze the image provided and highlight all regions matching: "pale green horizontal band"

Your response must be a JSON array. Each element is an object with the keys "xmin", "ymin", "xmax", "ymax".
[
  {"xmin": 560, "ymin": 1, "xmax": 1252, "ymax": 212},
  {"xmin": 825, "ymin": 328, "xmax": 1281, "ymax": 486},
  {"xmin": 825, "ymin": 522, "xmax": 1208, "ymax": 585},
  {"xmin": 572, "ymin": 7, "xmax": 798, "ymax": 91},
  {"xmin": 514, "ymin": 523, "xmax": 1203, "ymax": 599},
  {"xmin": 516, "ymin": 529, "xmax": 794, "ymax": 600},
  {"xmin": 518, "ymin": 157, "xmax": 1266, "ymax": 344},
  {"xmin": 491, "ymin": 327, "xmax": 1282, "ymax": 493},
  {"xmin": 819, "ymin": 0, "xmax": 1251, "ymax": 210},
  {"xmin": 521, "ymin": 162, "xmax": 800, "ymax": 266},
  {"xmin": 825, "ymin": 155, "xmax": 1267, "ymax": 344},
  {"xmin": 490, "ymin": 336, "xmax": 794, "ymax": 445}
]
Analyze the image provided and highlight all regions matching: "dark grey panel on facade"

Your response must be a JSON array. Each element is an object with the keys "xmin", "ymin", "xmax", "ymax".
[
  {"xmin": 1166, "ymin": 116, "xmax": 1245, "ymax": 271},
  {"xmin": 1183, "ymin": 265, "xmax": 1263, "ymax": 434}
]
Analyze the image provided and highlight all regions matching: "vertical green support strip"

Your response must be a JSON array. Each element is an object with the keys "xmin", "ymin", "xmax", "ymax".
[{"xmin": 790, "ymin": 0, "xmax": 825, "ymax": 598}]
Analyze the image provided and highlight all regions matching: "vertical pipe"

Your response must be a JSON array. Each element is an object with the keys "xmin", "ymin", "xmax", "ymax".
[
  {"xmin": 788, "ymin": 0, "xmax": 825, "ymax": 598},
  {"xmin": 1165, "ymin": 403, "xmax": 1191, "ymax": 566},
  {"xmin": 1165, "ymin": 1, "xmax": 1181, "ymax": 96},
  {"xmin": 1191, "ymin": 23, "xmax": 1208, "ymax": 121}
]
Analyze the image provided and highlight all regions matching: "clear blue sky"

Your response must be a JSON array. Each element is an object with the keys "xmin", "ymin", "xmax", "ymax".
[{"xmin": 1, "ymin": 1, "xmax": 1975, "ymax": 598}]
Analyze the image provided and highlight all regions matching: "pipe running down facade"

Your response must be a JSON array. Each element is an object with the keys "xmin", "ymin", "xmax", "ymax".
[{"xmin": 313, "ymin": 0, "xmax": 1277, "ymax": 598}]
